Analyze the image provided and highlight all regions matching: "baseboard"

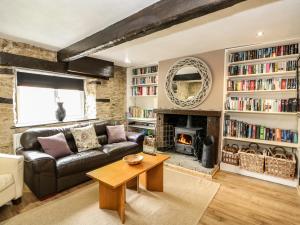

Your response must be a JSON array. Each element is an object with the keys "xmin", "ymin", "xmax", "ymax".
[
  {"xmin": 220, "ymin": 162, "xmax": 298, "ymax": 187},
  {"xmin": 165, "ymin": 162, "xmax": 219, "ymax": 180}
]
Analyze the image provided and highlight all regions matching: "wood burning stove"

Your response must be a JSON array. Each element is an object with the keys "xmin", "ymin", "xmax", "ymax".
[
  {"xmin": 174, "ymin": 115, "xmax": 204, "ymax": 155},
  {"xmin": 174, "ymin": 127, "xmax": 197, "ymax": 155}
]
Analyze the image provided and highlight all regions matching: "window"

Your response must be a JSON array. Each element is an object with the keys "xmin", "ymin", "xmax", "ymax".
[{"xmin": 16, "ymin": 72, "xmax": 85, "ymax": 125}]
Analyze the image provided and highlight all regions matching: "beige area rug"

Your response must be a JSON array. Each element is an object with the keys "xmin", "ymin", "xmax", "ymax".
[{"xmin": 1, "ymin": 168, "xmax": 219, "ymax": 225}]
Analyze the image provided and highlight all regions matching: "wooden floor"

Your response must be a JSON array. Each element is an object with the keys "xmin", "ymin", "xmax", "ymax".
[
  {"xmin": 200, "ymin": 171, "xmax": 300, "ymax": 225},
  {"xmin": 1, "ymin": 170, "xmax": 300, "ymax": 225}
]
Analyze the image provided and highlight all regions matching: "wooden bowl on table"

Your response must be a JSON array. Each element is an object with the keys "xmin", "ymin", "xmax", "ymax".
[{"xmin": 123, "ymin": 154, "xmax": 144, "ymax": 165}]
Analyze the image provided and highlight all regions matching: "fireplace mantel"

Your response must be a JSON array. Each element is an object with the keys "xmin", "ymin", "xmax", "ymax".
[{"xmin": 154, "ymin": 109, "xmax": 221, "ymax": 117}]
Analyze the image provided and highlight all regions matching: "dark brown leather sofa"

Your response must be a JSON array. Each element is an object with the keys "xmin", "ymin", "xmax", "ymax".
[{"xmin": 17, "ymin": 121, "xmax": 144, "ymax": 199}]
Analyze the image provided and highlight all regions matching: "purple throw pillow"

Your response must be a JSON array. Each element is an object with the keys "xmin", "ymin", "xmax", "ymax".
[
  {"xmin": 38, "ymin": 133, "xmax": 73, "ymax": 159},
  {"xmin": 106, "ymin": 125, "xmax": 127, "ymax": 144}
]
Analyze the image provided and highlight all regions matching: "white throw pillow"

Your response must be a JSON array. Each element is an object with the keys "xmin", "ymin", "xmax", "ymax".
[{"xmin": 71, "ymin": 125, "xmax": 101, "ymax": 152}]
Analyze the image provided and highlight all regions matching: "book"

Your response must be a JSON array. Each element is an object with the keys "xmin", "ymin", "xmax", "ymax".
[
  {"xmin": 281, "ymin": 79, "xmax": 287, "ymax": 89},
  {"xmin": 259, "ymin": 126, "xmax": 265, "ymax": 140}
]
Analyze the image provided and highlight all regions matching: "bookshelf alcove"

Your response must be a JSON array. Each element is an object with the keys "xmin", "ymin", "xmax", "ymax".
[
  {"xmin": 221, "ymin": 39, "xmax": 300, "ymax": 187},
  {"xmin": 126, "ymin": 64, "xmax": 158, "ymax": 135}
]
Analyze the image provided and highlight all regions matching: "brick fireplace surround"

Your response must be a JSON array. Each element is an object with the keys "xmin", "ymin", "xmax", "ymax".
[{"xmin": 154, "ymin": 109, "xmax": 222, "ymax": 163}]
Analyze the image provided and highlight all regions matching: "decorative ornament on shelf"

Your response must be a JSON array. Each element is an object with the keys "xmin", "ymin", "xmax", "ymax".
[{"xmin": 56, "ymin": 101, "xmax": 66, "ymax": 122}]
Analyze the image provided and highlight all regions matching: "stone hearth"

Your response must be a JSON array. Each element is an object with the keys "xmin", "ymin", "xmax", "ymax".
[{"xmin": 161, "ymin": 151, "xmax": 219, "ymax": 175}]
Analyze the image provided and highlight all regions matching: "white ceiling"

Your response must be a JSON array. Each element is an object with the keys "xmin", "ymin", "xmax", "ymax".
[
  {"xmin": 0, "ymin": 0, "xmax": 299, "ymax": 67},
  {"xmin": 93, "ymin": 0, "xmax": 300, "ymax": 66},
  {"xmin": 0, "ymin": 0, "xmax": 159, "ymax": 50}
]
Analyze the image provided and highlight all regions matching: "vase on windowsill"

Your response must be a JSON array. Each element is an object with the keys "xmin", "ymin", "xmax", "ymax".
[{"xmin": 56, "ymin": 102, "xmax": 66, "ymax": 122}]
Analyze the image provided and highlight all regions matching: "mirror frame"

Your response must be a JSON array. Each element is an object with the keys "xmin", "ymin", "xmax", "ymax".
[{"xmin": 165, "ymin": 57, "xmax": 212, "ymax": 108}]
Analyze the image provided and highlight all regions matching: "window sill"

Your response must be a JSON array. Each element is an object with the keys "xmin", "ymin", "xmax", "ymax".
[{"xmin": 12, "ymin": 118, "xmax": 99, "ymax": 129}]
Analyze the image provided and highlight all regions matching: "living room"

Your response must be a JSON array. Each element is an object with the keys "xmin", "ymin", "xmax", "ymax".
[{"xmin": 0, "ymin": 0, "xmax": 300, "ymax": 224}]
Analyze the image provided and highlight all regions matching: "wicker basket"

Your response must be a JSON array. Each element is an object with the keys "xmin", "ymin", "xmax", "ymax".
[
  {"xmin": 264, "ymin": 147, "xmax": 296, "ymax": 179},
  {"xmin": 222, "ymin": 144, "xmax": 240, "ymax": 165},
  {"xmin": 239, "ymin": 143, "xmax": 265, "ymax": 173}
]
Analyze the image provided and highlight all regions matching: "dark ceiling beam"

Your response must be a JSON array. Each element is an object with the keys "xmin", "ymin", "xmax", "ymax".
[
  {"xmin": 57, "ymin": 0, "xmax": 245, "ymax": 62},
  {"xmin": 0, "ymin": 52, "xmax": 114, "ymax": 79}
]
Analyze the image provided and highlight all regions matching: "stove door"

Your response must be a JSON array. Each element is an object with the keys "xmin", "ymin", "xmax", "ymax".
[{"xmin": 174, "ymin": 133, "xmax": 195, "ymax": 155}]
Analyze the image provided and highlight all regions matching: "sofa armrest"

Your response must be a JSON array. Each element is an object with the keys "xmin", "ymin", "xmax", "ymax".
[
  {"xmin": 0, "ymin": 154, "xmax": 24, "ymax": 198},
  {"xmin": 17, "ymin": 150, "xmax": 57, "ymax": 198},
  {"xmin": 126, "ymin": 132, "xmax": 145, "ymax": 146},
  {"xmin": 21, "ymin": 151, "xmax": 56, "ymax": 173},
  {"xmin": 0, "ymin": 153, "xmax": 24, "ymax": 174}
]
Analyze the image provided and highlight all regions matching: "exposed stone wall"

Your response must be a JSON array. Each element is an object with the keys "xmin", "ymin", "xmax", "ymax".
[
  {"xmin": 96, "ymin": 66, "xmax": 127, "ymax": 123},
  {"xmin": 0, "ymin": 68, "xmax": 15, "ymax": 154},
  {"xmin": 0, "ymin": 38, "xmax": 58, "ymax": 154},
  {"xmin": 0, "ymin": 38, "xmax": 127, "ymax": 154},
  {"xmin": 0, "ymin": 38, "xmax": 56, "ymax": 61}
]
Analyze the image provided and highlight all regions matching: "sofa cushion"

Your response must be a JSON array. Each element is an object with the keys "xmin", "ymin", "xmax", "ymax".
[
  {"xmin": 102, "ymin": 141, "xmax": 139, "ymax": 160},
  {"xmin": 94, "ymin": 121, "xmax": 111, "ymax": 136},
  {"xmin": 38, "ymin": 133, "xmax": 73, "ymax": 159},
  {"xmin": 106, "ymin": 125, "xmax": 127, "ymax": 144},
  {"xmin": 0, "ymin": 174, "xmax": 14, "ymax": 192},
  {"xmin": 97, "ymin": 135, "xmax": 108, "ymax": 146},
  {"xmin": 56, "ymin": 149, "xmax": 107, "ymax": 177},
  {"xmin": 71, "ymin": 125, "xmax": 101, "ymax": 152}
]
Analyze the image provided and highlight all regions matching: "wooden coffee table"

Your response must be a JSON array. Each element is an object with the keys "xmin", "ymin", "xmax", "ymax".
[{"xmin": 86, "ymin": 152, "xmax": 170, "ymax": 224}]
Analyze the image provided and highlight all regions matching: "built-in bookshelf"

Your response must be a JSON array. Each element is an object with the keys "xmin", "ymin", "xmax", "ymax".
[
  {"xmin": 222, "ymin": 40, "xmax": 300, "ymax": 187},
  {"xmin": 127, "ymin": 64, "xmax": 158, "ymax": 135},
  {"xmin": 131, "ymin": 65, "xmax": 158, "ymax": 97}
]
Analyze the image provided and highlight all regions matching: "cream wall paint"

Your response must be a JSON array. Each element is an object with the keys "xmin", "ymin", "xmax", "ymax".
[{"xmin": 157, "ymin": 49, "xmax": 225, "ymax": 111}]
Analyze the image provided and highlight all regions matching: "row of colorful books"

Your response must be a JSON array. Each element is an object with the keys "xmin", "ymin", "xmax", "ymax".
[
  {"xmin": 128, "ymin": 106, "xmax": 156, "ymax": 118},
  {"xmin": 228, "ymin": 60, "xmax": 296, "ymax": 76},
  {"xmin": 225, "ymin": 97, "xmax": 298, "ymax": 112},
  {"xmin": 229, "ymin": 43, "xmax": 299, "ymax": 62},
  {"xmin": 131, "ymin": 86, "xmax": 157, "ymax": 96},
  {"xmin": 132, "ymin": 76, "xmax": 157, "ymax": 85},
  {"xmin": 132, "ymin": 66, "xmax": 158, "ymax": 75},
  {"xmin": 227, "ymin": 78, "xmax": 296, "ymax": 91},
  {"xmin": 224, "ymin": 119, "xmax": 298, "ymax": 144}
]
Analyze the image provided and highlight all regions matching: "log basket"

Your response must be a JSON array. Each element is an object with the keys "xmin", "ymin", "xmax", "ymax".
[
  {"xmin": 222, "ymin": 144, "xmax": 240, "ymax": 166},
  {"xmin": 239, "ymin": 143, "xmax": 265, "ymax": 173},
  {"xmin": 264, "ymin": 146, "xmax": 296, "ymax": 179}
]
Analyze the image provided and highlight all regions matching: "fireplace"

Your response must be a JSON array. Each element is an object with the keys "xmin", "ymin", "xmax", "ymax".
[{"xmin": 154, "ymin": 108, "xmax": 221, "ymax": 164}]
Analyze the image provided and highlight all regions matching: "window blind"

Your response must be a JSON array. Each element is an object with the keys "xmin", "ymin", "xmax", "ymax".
[{"xmin": 17, "ymin": 72, "xmax": 84, "ymax": 91}]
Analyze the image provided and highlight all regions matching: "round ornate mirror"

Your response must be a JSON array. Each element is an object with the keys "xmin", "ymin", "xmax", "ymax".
[{"xmin": 165, "ymin": 57, "xmax": 212, "ymax": 108}]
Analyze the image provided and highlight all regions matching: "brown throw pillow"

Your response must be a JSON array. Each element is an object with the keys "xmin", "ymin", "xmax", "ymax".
[
  {"xmin": 71, "ymin": 125, "xmax": 101, "ymax": 152},
  {"xmin": 38, "ymin": 133, "xmax": 73, "ymax": 159},
  {"xmin": 106, "ymin": 125, "xmax": 127, "ymax": 144}
]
